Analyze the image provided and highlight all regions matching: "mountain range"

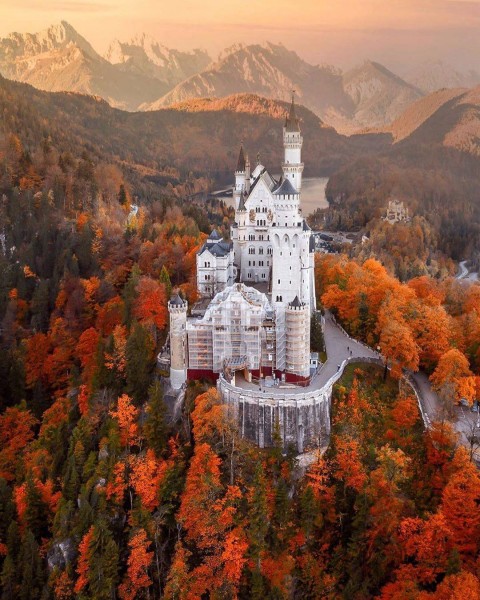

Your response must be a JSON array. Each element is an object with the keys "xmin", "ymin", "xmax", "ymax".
[
  {"xmin": 1, "ymin": 22, "xmax": 479, "ymax": 134},
  {"xmin": 0, "ymin": 21, "xmax": 211, "ymax": 111}
]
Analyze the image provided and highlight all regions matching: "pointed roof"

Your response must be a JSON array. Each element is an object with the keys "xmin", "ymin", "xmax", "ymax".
[
  {"xmin": 238, "ymin": 191, "xmax": 247, "ymax": 211},
  {"xmin": 170, "ymin": 293, "xmax": 185, "ymax": 307},
  {"xmin": 208, "ymin": 229, "xmax": 222, "ymax": 241},
  {"xmin": 285, "ymin": 92, "xmax": 300, "ymax": 133},
  {"xmin": 273, "ymin": 178, "xmax": 298, "ymax": 196},
  {"xmin": 289, "ymin": 295, "xmax": 302, "ymax": 308},
  {"xmin": 236, "ymin": 144, "xmax": 246, "ymax": 172}
]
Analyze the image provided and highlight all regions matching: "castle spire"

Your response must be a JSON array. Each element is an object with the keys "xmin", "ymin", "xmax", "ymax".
[
  {"xmin": 285, "ymin": 90, "xmax": 300, "ymax": 133},
  {"xmin": 236, "ymin": 143, "xmax": 246, "ymax": 172}
]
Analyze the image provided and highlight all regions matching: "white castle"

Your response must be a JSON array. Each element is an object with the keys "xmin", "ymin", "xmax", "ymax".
[{"xmin": 168, "ymin": 96, "xmax": 316, "ymax": 390}]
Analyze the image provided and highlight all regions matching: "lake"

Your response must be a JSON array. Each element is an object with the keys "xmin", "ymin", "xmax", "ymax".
[{"xmin": 214, "ymin": 177, "xmax": 329, "ymax": 216}]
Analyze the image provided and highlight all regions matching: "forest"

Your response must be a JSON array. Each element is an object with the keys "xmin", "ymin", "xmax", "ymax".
[{"xmin": 1, "ymin": 85, "xmax": 480, "ymax": 599}]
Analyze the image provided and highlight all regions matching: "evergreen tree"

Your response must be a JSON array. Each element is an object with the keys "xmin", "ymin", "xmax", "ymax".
[
  {"xmin": 122, "ymin": 266, "xmax": 141, "ymax": 329},
  {"xmin": 144, "ymin": 380, "xmax": 168, "ymax": 456},
  {"xmin": 159, "ymin": 265, "xmax": 172, "ymax": 299},
  {"xmin": 24, "ymin": 475, "xmax": 49, "ymax": 541},
  {"xmin": 0, "ymin": 478, "xmax": 14, "ymax": 543},
  {"xmin": 126, "ymin": 322, "xmax": 154, "ymax": 406},
  {"xmin": 247, "ymin": 463, "xmax": 269, "ymax": 570},
  {"xmin": 0, "ymin": 554, "xmax": 18, "ymax": 600},
  {"xmin": 18, "ymin": 529, "xmax": 46, "ymax": 600},
  {"xmin": 118, "ymin": 184, "xmax": 127, "ymax": 206},
  {"xmin": 81, "ymin": 519, "xmax": 119, "ymax": 600},
  {"xmin": 30, "ymin": 279, "xmax": 50, "ymax": 333}
]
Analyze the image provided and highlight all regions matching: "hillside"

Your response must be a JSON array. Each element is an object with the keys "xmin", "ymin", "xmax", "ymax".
[
  {"xmin": 398, "ymin": 85, "xmax": 480, "ymax": 156},
  {"xmin": 0, "ymin": 76, "xmax": 387, "ymax": 193},
  {"xmin": 325, "ymin": 84, "xmax": 480, "ymax": 262},
  {"xmin": 388, "ymin": 87, "xmax": 467, "ymax": 141}
]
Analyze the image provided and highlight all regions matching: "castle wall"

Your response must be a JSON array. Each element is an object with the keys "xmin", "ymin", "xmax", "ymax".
[{"xmin": 218, "ymin": 356, "xmax": 384, "ymax": 452}]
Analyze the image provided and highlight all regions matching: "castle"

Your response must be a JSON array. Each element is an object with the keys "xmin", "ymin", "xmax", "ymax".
[{"xmin": 168, "ymin": 97, "xmax": 329, "ymax": 451}]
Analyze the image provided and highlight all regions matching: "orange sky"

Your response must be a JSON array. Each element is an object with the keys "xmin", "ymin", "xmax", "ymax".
[{"xmin": 1, "ymin": 0, "xmax": 480, "ymax": 71}]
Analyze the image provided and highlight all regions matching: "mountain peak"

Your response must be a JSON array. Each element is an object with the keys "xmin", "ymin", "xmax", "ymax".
[{"xmin": 2, "ymin": 20, "xmax": 98, "ymax": 59}]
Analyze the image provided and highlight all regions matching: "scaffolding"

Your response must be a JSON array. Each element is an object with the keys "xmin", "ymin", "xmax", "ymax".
[{"xmin": 187, "ymin": 284, "xmax": 270, "ymax": 373}]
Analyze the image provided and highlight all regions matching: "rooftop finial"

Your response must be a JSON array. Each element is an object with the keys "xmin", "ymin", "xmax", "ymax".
[{"xmin": 256, "ymin": 152, "xmax": 261, "ymax": 165}]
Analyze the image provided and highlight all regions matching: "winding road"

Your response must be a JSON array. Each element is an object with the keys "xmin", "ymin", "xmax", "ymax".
[{"xmin": 323, "ymin": 311, "xmax": 480, "ymax": 463}]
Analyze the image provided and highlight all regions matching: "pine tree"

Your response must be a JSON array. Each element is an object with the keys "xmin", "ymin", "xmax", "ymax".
[
  {"xmin": 87, "ymin": 520, "xmax": 119, "ymax": 600},
  {"xmin": 144, "ymin": 380, "xmax": 168, "ymax": 457},
  {"xmin": 159, "ymin": 266, "xmax": 172, "ymax": 299},
  {"xmin": 24, "ymin": 475, "xmax": 49, "ymax": 541},
  {"xmin": 118, "ymin": 184, "xmax": 127, "ymax": 206},
  {"xmin": 18, "ymin": 529, "xmax": 46, "ymax": 600},
  {"xmin": 0, "ymin": 554, "xmax": 18, "ymax": 600},
  {"xmin": 122, "ymin": 266, "xmax": 141, "ymax": 329},
  {"xmin": 126, "ymin": 322, "xmax": 154, "ymax": 406},
  {"xmin": 0, "ymin": 478, "xmax": 14, "ymax": 543},
  {"xmin": 247, "ymin": 463, "xmax": 269, "ymax": 570}
]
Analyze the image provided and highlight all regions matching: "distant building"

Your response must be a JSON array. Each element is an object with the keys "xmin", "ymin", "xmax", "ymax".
[{"xmin": 383, "ymin": 199, "xmax": 411, "ymax": 224}]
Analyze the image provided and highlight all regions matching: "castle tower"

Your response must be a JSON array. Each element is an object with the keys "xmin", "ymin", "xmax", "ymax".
[
  {"xmin": 168, "ymin": 294, "xmax": 188, "ymax": 389},
  {"xmin": 282, "ymin": 93, "xmax": 304, "ymax": 191},
  {"xmin": 285, "ymin": 296, "xmax": 310, "ymax": 378}
]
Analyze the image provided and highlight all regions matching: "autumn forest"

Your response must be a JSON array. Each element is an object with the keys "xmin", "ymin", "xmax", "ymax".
[{"xmin": 1, "ymin": 71, "xmax": 480, "ymax": 600}]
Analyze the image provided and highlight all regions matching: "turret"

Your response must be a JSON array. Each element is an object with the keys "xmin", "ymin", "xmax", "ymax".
[
  {"xmin": 168, "ymin": 294, "xmax": 188, "ymax": 389},
  {"xmin": 282, "ymin": 93, "xmax": 304, "ymax": 191},
  {"xmin": 285, "ymin": 296, "xmax": 310, "ymax": 378}
]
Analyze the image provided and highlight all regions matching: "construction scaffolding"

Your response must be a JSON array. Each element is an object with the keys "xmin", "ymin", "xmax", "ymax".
[{"xmin": 187, "ymin": 284, "xmax": 271, "ymax": 373}]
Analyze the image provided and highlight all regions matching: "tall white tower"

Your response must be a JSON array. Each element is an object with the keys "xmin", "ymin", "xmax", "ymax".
[
  {"xmin": 282, "ymin": 93, "xmax": 304, "ymax": 192},
  {"xmin": 168, "ymin": 294, "xmax": 188, "ymax": 389}
]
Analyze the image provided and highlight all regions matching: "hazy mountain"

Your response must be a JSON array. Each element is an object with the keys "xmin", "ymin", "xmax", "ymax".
[
  {"xmin": 0, "ymin": 21, "xmax": 202, "ymax": 111},
  {"xmin": 143, "ymin": 45, "xmax": 424, "ymax": 133},
  {"xmin": 0, "ymin": 24, "xmax": 436, "ymax": 132},
  {"xmin": 339, "ymin": 60, "xmax": 423, "ymax": 131},
  {"xmin": 104, "ymin": 34, "xmax": 211, "ymax": 87},
  {"xmin": 405, "ymin": 60, "xmax": 480, "ymax": 94},
  {"xmin": 387, "ymin": 87, "xmax": 467, "ymax": 141},
  {"xmin": 395, "ymin": 85, "xmax": 480, "ymax": 156},
  {"xmin": 141, "ymin": 43, "xmax": 354, "ymax": 119}
]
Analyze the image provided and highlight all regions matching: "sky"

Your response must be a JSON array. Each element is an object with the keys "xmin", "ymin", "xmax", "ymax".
[{"xmin": 1, "ymin": 0, "xmax": 480, "ymax": 72}]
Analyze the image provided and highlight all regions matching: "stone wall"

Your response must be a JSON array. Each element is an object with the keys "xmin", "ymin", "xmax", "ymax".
[{"xmin": 218, "ymin": 356, "xmax": 386, "ymax": 452}]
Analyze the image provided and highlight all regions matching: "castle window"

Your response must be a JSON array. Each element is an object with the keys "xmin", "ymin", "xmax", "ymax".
[
  {"xmin": 278, "ymin": 279, "xmax": 280, "ymax": 284},
  {"xmin": 259, "ymin": 247, "xmax": 264, "ymax": 255},
  {"xmin": 267, "ymin": 247, "xmax": 272, "ymax": 255},
  {"xmin": 248, "ymin": 246, "xmax": 255, "ymax": 255},
  {"xmin": 249, "ymin": 234, "xmax": 255, "ymax": 241}
]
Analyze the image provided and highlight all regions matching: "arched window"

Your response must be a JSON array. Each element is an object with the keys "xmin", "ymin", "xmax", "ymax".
[{"xmin": 248, "ymin": 246, "xmax": 255, "ymax": 255}]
